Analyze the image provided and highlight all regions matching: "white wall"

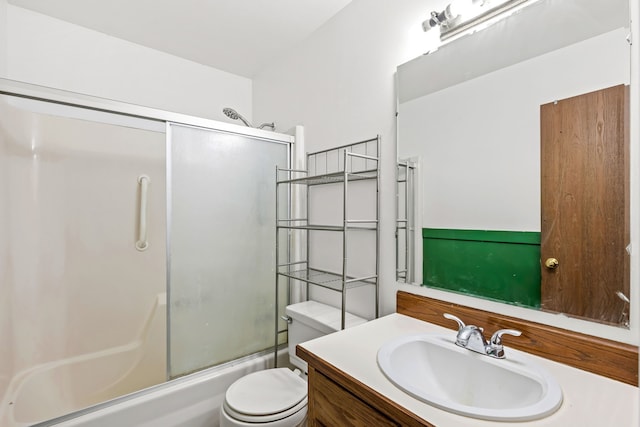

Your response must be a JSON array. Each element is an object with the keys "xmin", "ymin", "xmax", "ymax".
[
  {"xmin": 400, "ymin": 28, "xmax": 630, "ymax": 231},
  {"xmin": 5, "ymin": 5, "xmax": 252, "ymax": 122},
  {"xmin": 252, "ymin": 0, "xmax": 438, "ymax": 317}
]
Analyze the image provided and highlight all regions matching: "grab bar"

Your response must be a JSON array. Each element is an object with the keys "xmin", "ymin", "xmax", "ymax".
[{"xmin": 136, "ymin": 175, "xmax": 150, "ymax": 251}]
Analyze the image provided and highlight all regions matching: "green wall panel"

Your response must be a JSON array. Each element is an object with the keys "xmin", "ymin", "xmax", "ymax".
[{"xmin": 422, "ymin": 228, "xmax": 541, "ymax": 308}]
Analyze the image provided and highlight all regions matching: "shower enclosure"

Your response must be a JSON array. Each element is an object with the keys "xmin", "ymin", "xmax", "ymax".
[{"xmin": 0, "ymin": 80, "xmax": 291, "ymax": 426}]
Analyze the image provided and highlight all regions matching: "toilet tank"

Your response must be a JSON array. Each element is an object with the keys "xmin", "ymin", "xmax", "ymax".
[{"xmin": 285, "ymin": 301, "xmax": 367, "ymax": 372}]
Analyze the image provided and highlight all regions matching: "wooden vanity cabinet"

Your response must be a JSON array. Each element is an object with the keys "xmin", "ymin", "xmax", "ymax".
[
  {"xmin": 301, "ymin": 349, "xmax": 433, "ymax": 427},
  {"xmin": 307, "ymin": 367, "xmax": 398, "ymax": 427}
]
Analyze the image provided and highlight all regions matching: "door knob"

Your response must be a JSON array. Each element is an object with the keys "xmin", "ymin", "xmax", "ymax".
[{"xmin": 545, "ymin": 258, "xmax": 559, "ymax": 269}]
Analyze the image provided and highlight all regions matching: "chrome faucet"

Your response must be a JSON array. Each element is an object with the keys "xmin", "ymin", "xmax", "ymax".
[{"xmin": 444, "ymin": 313, "xmax": 521, "ymax": 359}]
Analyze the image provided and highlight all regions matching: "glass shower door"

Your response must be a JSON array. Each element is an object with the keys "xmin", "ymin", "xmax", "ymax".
[{"xmin": 168, "ymin": 123, "xmax": 289, "ymax": 377}]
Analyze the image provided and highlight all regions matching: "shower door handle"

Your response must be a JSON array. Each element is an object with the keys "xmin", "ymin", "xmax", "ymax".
[{"xmin": 136, "ymin": 175, "xmax": 150, "ymax": 251}]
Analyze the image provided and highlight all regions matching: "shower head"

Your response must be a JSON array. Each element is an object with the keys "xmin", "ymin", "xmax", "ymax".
[
  {"xmin": 222, "ymin": 107, "xmax": 239, "ymax": 120},
  {"xmin": 223, "ymin": 107, "xmax": 276, "ymax": 131},
  {"xmin": 223, "ymin": 107, "xmax": 252, "ymax": 127}
]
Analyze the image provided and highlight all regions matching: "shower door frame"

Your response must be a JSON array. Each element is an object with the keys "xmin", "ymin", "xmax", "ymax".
[
  {"xmin": 0, "ymin": 79, "xmax": 293, "ymax": 146},
  {"xmin": 0, "ymin": 77, "xmax": 294, "ymax": 425}
]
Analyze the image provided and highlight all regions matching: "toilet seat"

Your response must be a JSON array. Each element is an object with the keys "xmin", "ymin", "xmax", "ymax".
[{"xmin": 223, "ymin": 368, "xmax": 307, "ymax": 423}]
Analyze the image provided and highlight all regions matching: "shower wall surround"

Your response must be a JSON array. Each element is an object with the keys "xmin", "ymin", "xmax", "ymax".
[
  {"xmin": 0, "ymin": 0, "xmax": 6, "ymax": 76},
  {"xmin": 0, "ymin": 94, "xmax": 167, "ymax": 425}
]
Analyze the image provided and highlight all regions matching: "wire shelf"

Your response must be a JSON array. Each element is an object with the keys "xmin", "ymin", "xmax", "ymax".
[
  {"xmin": 278, "ymin": 268, "xmax": 377, "ymax": 292},
  {"xmin": 274, "ymin": 135, "xmax": 380, "ymax": 361},
  {"xmin": 277, "ymin": 222, "xmax": 378, "ymax": 231},
  {"xmin": 277, "ymin": 169, "xmax": 378, "ymax": 186}
]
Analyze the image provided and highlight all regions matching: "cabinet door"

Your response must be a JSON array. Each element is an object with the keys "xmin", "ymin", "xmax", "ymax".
[{"xmin": 308, "ymin": 368, "xmax": 399, "ymax": 427}]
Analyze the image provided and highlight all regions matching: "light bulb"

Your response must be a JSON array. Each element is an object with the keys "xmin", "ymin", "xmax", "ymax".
[{"xmin": 447, "ymin": 0, "xmax": 474, "ymax": 19}]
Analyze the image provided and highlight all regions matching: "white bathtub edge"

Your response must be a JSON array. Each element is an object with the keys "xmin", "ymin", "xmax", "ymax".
[{"xmin": 37, "ymin": 349, "xmax": 288, "ymax": 427}]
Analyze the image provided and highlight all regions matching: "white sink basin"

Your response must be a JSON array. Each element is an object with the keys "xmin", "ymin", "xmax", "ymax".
[{"xmin": 377, "ymin": 334, "xmax": 563, "ymax": 421}]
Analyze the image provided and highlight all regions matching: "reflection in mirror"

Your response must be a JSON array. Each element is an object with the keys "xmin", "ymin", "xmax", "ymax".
[
  {"xmin": 396, "ymin": 160, "xmax": 417, "ymax": 283},
  {"xmin": 397, "ymin": 0, "xmax": 631, "ymax": 327}
]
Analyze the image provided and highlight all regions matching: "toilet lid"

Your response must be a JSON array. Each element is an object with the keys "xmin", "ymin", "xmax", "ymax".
[{"xmin": 225, "ymin": 368, "xmax": 307, "ymax": 418}]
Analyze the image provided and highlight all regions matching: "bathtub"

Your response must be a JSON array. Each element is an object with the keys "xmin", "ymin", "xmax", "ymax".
[
  {"xmin": 33, "ymin": 349, "xmax": 287, "ymax": 427},
  {"xmin": 5, "ymin": 340, "xmax": 160, "ymax": 426},
  {"xmin": 1, "ymin": 293, "xmax": 168, "ymax": 427}
]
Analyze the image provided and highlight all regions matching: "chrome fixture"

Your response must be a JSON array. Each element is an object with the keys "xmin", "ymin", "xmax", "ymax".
[
  {"xmin": 422, "ymin": 2, "xmax": 467, "ymax": 32},
  {"xmin": 444, "ymin": 313, "xmax": 521, "ymax": 359},
  {"xmin": 423, "ymin": 0, "xmax": 531, "ymax": 40},
  {"xmin": 617, "ymin": 291, "xmax": 630, "ymax": 327},
  {"xmin": 223, "ymin": 107, "xmax": 276, "ymax": 131},
  {"xmin": 257, "ymin": 122, "xmax": 276, "ymax": 131},
  {"xmin": 223, "ymin": 107, "xmax": 251, "ymax": 127}
]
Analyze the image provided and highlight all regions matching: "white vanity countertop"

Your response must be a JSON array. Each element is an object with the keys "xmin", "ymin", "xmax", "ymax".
[{"xmin": 299, "ymin": 313, "xmax": 639, "ymax": 427}]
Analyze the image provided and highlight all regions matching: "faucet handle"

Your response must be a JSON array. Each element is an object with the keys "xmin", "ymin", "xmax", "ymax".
[
  {"xmin": 443, "ymin": 313, "xmax": 466, "ymax": 332},
  {"xmin": 487, "ymin": 329, "xmax": 522, "ymax": 358},
  {"xmin": 489, "ymin": 329, "xmax": 522, "ymax": 346}
]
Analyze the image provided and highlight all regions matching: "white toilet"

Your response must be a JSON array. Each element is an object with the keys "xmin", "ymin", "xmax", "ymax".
[{"xmin": 220, "ymin": 300, "xmax": 367, "ymax": 427}]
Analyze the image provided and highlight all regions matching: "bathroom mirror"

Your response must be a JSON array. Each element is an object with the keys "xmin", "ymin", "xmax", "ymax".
[{"xmin": 397, "ymin": 0, "xmax": 631, "ymax": 327}]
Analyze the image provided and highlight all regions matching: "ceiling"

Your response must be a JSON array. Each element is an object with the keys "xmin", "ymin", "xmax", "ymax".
[{"xmin": 8, "ymin": 0, "xmax": 353, "ymax": 78}]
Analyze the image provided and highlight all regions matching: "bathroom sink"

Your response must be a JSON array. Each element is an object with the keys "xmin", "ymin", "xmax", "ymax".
[{"xmin": 377, "ymin": 334, "xmax": 563, "ymax": 421}]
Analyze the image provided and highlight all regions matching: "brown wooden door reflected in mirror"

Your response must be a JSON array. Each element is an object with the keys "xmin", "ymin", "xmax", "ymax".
[{"xmin": 540, "ymin": 85, "xmax": 629, "ymax": 326}]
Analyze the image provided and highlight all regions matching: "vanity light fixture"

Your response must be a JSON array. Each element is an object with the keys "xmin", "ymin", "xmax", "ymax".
[{"xmin": 423, "ymin": 0, "xmax": 531, "ymax": 40}]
